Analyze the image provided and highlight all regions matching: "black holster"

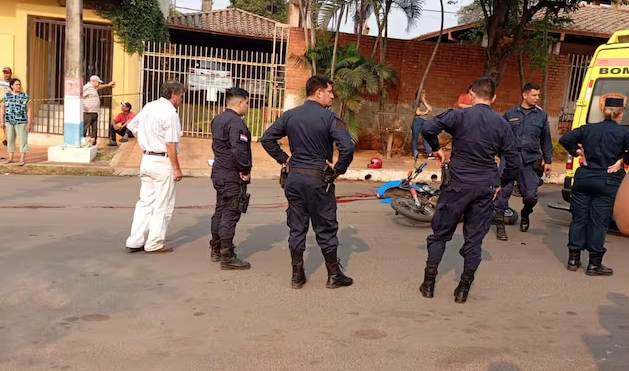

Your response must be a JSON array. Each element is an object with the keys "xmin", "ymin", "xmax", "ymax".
[
  {"xmin": 279, "ymin": 164, "xmax": 289, "ymax": 189},
  {"xmin": 322, "ymin": 164, "xmax": 338, "ymax": 185},
  {"xmin": 532, "ymin": 159, "xmax": 544, "ymax": 178},
  {"xmin": 229, "ymin": 183, "xmax": 251, "ymax": 213},
  {"xmin": 441, "ymin": 163, "xmax": 452, "ymax": 188}
]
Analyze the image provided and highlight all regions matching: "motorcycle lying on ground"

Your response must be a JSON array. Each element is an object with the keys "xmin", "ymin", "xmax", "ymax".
[{"xmin": 376, "ymin": 158, "xmax": 519, "ymax": 225}]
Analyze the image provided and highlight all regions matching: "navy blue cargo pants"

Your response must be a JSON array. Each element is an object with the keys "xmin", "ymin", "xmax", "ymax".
[
  {"xmin": 494, "ymin": 160, "xmax": 540, "ymax": 215},
  {"xmin": 568, "ymin": 174, "xmax": 618, "ymax": 255},
  {"xmin": 426, "ymin": 185, "xmax": 495, "ymax": 271},
  {"xmin": 284, "ymin": 171, "xmax": 338, "ymax": 254},
  {"xmin": 210, "ymin": 175, "xmax": 246, "ymax": 240}
]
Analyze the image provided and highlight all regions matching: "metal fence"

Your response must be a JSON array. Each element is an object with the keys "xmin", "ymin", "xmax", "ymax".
[
  {"xmin": 559, "ymin": 54, "xmax": 592, "ymax": 123},
  {"xmin": 140, "ymin": 33, "xmax": 289, "ymax": 139},
  {"xmin": 27, "ymin": 17, "xmax": 115, "ymax": 137}
]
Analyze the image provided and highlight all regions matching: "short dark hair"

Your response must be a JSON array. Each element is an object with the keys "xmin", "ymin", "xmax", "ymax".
[
  {"xmin": 470, "ymin": 77, "xmax": 496, "ymax": 100},
  {"xmin": 306, "ymin": 75, "xmax": 333, "ymax": 96},
  {"xmin": 225, "ymin": 87, "xmax": 249, "ymax": 103},
  {"xmin": 160, "ymin": 80, "xmax": 186, "ymax": 99},
  {"xmin": 9, "ymin": 78, "xmax": 20, "ymax": 89},
  {"xmin": 522, "ymin": 82, "xmax": 540, "ymax": 93}
]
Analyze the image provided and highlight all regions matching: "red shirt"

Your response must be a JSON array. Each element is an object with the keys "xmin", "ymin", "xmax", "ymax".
[
  {"xmin": 114, "ymin": 111, "xmax": 135, "ymax": 124},
  {"xmin": 456, "ymin": 93, "xmax": 472, "ymax": 108}
]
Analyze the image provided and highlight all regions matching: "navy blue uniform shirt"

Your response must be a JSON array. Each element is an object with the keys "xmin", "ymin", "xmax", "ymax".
[
  {"xmin": 503, "ymin": 105, "xmax": 553, "ymax": 165},
  {"xmin": 211, "ymin": 108, "xmax": 252, "ymax": 179},
  {"xmin": 422, "ymin": 104, "xmax": 521, "ymax": 187},
  {"xmin": 559, "ymin": 119, "xmax": 629, "ymax": 185},
  {"xmin": 261, "ymin": 100, "xmax": 354, "ymax": 174}
]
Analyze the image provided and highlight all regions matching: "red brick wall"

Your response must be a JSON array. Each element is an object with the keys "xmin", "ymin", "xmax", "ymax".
[{"xmin": 286, "ymin": 27, "xmax": 572, "ymax": 115}]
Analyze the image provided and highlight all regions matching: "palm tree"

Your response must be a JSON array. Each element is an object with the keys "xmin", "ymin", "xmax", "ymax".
[
  {"xmin": 295, "ymin": 42, "xmax": 398, "ymax": 141},
  {"xmin": 371, "ymin": 0, "xmax": 424, "ymax": 62}
]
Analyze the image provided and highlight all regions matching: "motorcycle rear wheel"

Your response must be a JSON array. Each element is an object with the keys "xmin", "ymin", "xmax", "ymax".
[{"xmin": 390, "ymin": 197, "xmax": 435, "ymax": 223}]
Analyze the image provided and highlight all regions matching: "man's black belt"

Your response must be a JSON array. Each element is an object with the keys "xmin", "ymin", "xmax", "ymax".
[
  {"xmin": 290, "ymin": 167, "xmax": 324, "ymax": 179},
  {"xmin": 143, "ymin": 150, "xmax": 167, "ymax": 156}
]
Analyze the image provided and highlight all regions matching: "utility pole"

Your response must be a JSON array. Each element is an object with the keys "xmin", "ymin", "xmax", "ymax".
[{"xmin": 63, "ymin": 0, "xmax": 84, "ymax": 147}]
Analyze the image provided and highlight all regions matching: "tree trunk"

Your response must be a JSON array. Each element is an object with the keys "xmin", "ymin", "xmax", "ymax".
[
  {"xmin": 371, "ymin": 24, "xmax": 383, "ymax": 59},
  {"xmin": 518, "ymin": 50, "xmax": 525, "ymax": 87},
  {"xmin": 414, "ymin": 0, "xmax": 444, "ymax": 108},
  {"xmin": 331, "ymin": 8, "xmax": 344, "ymax": 79},
  {"xmin": 299, "ymin": 0, "xmax": 312, "ymax": 75}
]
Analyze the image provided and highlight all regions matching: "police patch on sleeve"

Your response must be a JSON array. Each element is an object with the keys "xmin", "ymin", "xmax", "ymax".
[{"xmin": 239, "ymin": 133, "xmax": 248, "ymax": 142}]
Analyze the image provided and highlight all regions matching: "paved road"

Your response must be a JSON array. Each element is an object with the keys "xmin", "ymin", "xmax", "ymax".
[{"xmin": 1, "ymin": 175, "xmax": 628, "ymax": 371}]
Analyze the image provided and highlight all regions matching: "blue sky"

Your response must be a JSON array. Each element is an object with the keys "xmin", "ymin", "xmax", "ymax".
[{"xmin": 170, "ymin": 0, "xmax": 475, "ymax": 40}]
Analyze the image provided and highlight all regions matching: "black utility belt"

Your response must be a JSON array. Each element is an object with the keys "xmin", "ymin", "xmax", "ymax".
[
  {"xmin": 143, "ymin": 151, "xmax": 167, "ymax": 157},
  {"xmin": 290, "ymin": 167, "xmax": 324, "ymax": 179}
]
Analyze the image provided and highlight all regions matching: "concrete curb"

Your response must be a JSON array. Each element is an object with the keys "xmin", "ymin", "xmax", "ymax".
[{"xmin": 338, "ymin": 169, "xmax": 566, "ymax": 185}]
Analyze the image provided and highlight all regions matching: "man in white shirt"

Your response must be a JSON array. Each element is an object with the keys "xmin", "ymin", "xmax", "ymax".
[
  {"xmin": 124, "ymin": 81, "xmax": 185, "ymax": 254},
  {"xmin": 83, "ymin": 75, "xmax": 115, "ymax": 146}
]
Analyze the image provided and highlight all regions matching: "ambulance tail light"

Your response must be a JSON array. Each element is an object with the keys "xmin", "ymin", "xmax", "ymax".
[{"xmin": 566, "ymin": 155, "xmax": 574, "ymax": 170}]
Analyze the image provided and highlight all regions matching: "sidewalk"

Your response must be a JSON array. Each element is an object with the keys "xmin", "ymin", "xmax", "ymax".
[
  {"xmin": 0, "ymin": 137, "xmax": 568, "ymax": 185},
  {"xmin": 110, "ymin": 137, "xmax": 568, "ymax": 184}
]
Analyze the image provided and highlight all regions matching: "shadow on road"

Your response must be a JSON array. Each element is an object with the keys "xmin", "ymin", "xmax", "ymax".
[
  {"xmin": 583, "ymin": 292, "xmax": 629, "ymax": 371},
  {"xmin": 416, "ymin": 234, "xmax": 493, "ymax": 279},
  {"xmin": 304, "ymin": 226, "xmax": 369, "ymax": 279},
  {"xmin": 487, "ymin": 362, "xmax": 522, "ymax": 371},
  {"xmin": 237, "ymin": 222, "xmax": 287, "ymax": 260}
]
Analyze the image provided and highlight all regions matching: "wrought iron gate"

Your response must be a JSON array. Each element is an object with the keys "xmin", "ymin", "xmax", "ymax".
[
  {"xmin": 139, "ymin": 26, "xmax": 289, "ymax": 139},
  {"xmin": 26, "ymin": 17, "xmax": 114, "ymax": 136},
  {"xmin": 559, "ymin": 54, "xmax": 592, "ymax": 124}
]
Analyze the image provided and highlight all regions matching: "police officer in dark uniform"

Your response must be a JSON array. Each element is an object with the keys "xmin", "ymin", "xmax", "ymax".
[
  {"xmin": 494, "ymin": 83, "xmax": 553, "ymax": 240},
  {"xmin": 208, "ymin": 88, "xmax": 253, "ymax": 270},
  {"xmin": 420, "ymin": 77, "xmax": 520, "ymax": 304},
  {"xmin": 559, "ymin": 96, "xmax": 629, "ymax": 276},
  {"xmin": 260, "ymin": 75, "xmax": 355, "ymax": 290}
]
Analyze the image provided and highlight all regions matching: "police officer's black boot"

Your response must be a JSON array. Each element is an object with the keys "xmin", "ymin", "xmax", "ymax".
[
  {"xmin": 496, "ymin": 221, "xmax": 508, "ymax": 241},
  {"xmin": 454, "ymin": 270, "xmax": 475, "ymax": 304},
  {"xmin": 585, "ymin": 252, "xmax": 613, "ymax": 276},
  {"xmin": 419, "ymin": 265, "xmax": 438, "ymax": 298},
  {"xmin": 290, "ymin": 251, "xmax": 306, "ymax": 289},
  {"xmin": 566, "ymin": 249, "xmax": 581, "ymax": 272},
  {"xmin": 323, "ymin": 251, "xmax": 353, "ymax": 289},
  {"xmin": 220, "ymin": 238, "xmax": 251, "ymax": 270},
  {"xmin": 520, "ymin": 206, "xmax": 533, "ymax": 232},
  {"xmin": 209, "ymin": 233, "xmax": 221, "ymax": 262}
]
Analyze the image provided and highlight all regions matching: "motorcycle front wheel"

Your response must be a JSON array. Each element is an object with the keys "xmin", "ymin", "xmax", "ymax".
[{"xmin": 390, "ymin": 197, "xmax": 435, "ymax": 223}]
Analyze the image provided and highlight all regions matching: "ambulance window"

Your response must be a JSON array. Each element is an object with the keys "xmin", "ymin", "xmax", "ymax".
[{"xmin": 587, "ymin": 79, "xmax": 629, "ymax": 126}]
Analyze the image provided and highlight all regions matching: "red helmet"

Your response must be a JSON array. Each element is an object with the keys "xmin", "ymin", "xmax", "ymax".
[{"xmin": 368, "ymin": 157, "xmax": 382, "ymax": 169}]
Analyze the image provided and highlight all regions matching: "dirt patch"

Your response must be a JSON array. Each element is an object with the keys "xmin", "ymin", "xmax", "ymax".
[{"xmin": 0, "ymin": 165, "xmax": 115, "ymax": 176}]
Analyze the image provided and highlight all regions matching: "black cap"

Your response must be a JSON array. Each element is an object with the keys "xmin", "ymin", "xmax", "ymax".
[
  {"xmin": 605, "ymin": 97, "xmax": 624, "ymax": 108},
  {"xmin": 121, "ymin": 102, "xmax": 132, "ymax": 110}
]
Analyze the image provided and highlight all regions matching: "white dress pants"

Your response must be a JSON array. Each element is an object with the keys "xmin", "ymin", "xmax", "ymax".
[{"xmin": 126, "ymin": 154, "xmax": 176, "ymax": 251}]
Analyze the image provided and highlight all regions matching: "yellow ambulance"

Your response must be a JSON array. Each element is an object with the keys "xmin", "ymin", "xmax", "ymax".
[{"xmin": 560, "ymin": 29, "xmax": 629, "ymax": 205}]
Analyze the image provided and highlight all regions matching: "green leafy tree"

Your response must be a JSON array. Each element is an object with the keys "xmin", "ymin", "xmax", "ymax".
[
  {"xmin": 229, "ymin": 0, "xmax": 289, "ymax": 22},
  {"xmin": 91, "ymin": 0, "xmax": 169, "ymax": 55},
  {"xmin": 448, "ymin": 0, "xmax": 583, "ymax": 84},
  {"xmin": 295, "ymin": 41, "xmax": 398, "ymax": 141}
]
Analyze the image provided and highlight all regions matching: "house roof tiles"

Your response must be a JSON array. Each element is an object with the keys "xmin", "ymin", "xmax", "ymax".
[{"xmin": 167, "ymin": 8, "xmax": 289, "ymax": 40}]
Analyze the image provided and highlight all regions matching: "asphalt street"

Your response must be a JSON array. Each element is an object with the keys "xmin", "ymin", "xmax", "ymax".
[{"xmin": 0, "ymin": 175, "xmax": 628, "ymax": 371}]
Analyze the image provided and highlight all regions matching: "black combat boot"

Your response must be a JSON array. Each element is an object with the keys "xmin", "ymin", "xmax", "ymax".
[
  {"xmin": 454, "ymin": 270, "xmax": 475, "ymax": 304},
  {"xmin": 323, "ymin": 251, "xmax": 353, "ymax": 289},
  {"xmin": 520, "ymin": 206, "xmax": 533, "ymax": 232},
  {"xmin": 290, "ymin": 251, "xmax": 306, "ymax": 289},
  {"xmin": 220, "ymin": 238, "xmax": 251, "ymax": 270},
  {"xmin": 209, "ymin": 233, "xmax": 221, "ymax": 262},
  {"xmin": 496, "ymin": 221, "xmax": 508, "ymax": 241},
  {"xmin": 419, "ymin": 266, "xmax": 438, "ymax": 298},
  {"xmin": 567, "ymin": 249, "xmax": 581, "ymax": 272},
  {"xmin": 585, "ymin": 253, "xmax": 613, "ymax": 276}
]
